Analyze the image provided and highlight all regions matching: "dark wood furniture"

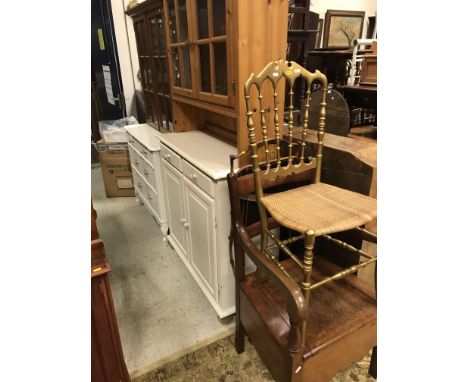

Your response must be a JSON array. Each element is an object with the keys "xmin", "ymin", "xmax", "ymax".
[
  {"xmin": 91, "ymin": 204, "xmax": 130, "ymax": 382},
  {"xmin": 339, "ymin": 84, "xmax": 377, "ymax": 127},
  {"xmin": 307, "ymin": 49, "xmax": 353, "ymax": 88},
  {"xmin": 286, "ymin": 1, "xmax": 319, "ymax": 109},
  {"xmin": 127, "ymin": 0, "xmax": 174, "ymax": 131},
  {"xmin": 359, "ymin": 55, "xmax": 377, "ymax": 85}
]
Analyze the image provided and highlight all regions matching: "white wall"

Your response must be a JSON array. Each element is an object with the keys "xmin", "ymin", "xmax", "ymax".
[
  {"xmin": 310, "ymin": 0, "xmax": 377, "ymax": 46},
  {"xmin": 110, "ymin": 0, "xmax": 142, "ymax": 118}
]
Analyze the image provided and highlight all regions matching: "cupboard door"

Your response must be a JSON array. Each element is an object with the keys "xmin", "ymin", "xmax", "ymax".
[
  {"xmin": 184, "ymin": 178, "xmax": 216, "ymax": 297},
  {"xmin": 166, "ymin": 0, "xmax": 196, "ymax": 98},
  {"xmin": 133, "ymin": 16, "xmax": 159, "ymax": 125},
  {"xmin": 163, "ymin": 161, "xmax": 188, "ymax": 257},
  {"xmin": 148, "ymin": 7, "xmax": 174, "ymax": 131},
  {"xmin": 193, "ymin": 0, "xmax": 232, "ymax": 107}
]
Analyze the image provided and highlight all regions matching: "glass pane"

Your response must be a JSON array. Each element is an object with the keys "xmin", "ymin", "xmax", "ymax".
[
  {"xmin": 165, "ymin": 98, "xmax": 173, "ymax": 129},
  {"xmin": 162, "ymin": 59, "xmax": 170, "ymax": 93},
  {"xmin": 156, "ymin": 95, "xmax": 166, "ymax": 126},
  {"xmin": 171, "ymin": 48, "xmax": 181, "ymax": 87},
  {"xmin": 135, "ymin": 21, "xmax": 148, "ymax": 56},
  {"xmin": 212, "ymin": 0, "xmax": 226, "ymax": 36},
  {"xmin": 157, "ymin": 15, "xmax": 165, "ymax": 52},
  {"xmin": 213, "ymin": 42, "xmax": 227, "ymax": 95},
  {"xmin": 178, "ymin": 0, "xmax": 189, "ymax": 42},
  {"xmin": 150, "ymin": 17, "xmax": 160, "ymax": 54},
  {"xmin": 199, "ymin": 44, "xmax": 211, "ymax": 92},
  {"xmin": 181, "ymin": 46, "xmax": 192, "ymax": 89},
  {"xmin": 145, "ymin": 92, "xmax": 155, "ymax": 123},
  {"xmin": 154, "ymin": 58, "xmax": 161, "ymax": 88},
  {"xmin": 197, "ymin": 0, "xmax": 209, "ymax": 39},
  {"xmin": 167, "ymin": 0, "xmax": 177, "ymax": 43}
]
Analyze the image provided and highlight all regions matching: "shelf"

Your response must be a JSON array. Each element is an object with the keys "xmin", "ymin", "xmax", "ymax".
[{"xmin": 172, "ymin": 94, "xmax": 238, "ymax": 119}]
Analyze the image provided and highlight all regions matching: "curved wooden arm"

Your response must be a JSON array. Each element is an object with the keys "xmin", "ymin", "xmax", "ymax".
[{"xmin": 235, "ymin": 222, "xmax": 307, "ymax": 353}]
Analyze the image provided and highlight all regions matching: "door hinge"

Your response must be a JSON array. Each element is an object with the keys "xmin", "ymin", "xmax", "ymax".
[
  {"xmin": 214, "ymin": 217, "xmax": 217, "ymax": 229},
  {"xmin": 231, "ymin": 80, "xmax": 236, "ymax": 96}
]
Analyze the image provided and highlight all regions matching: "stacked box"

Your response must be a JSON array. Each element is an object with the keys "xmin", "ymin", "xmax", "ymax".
[{"xmin": 96, "ymin": 140, "xmax": 135, "ymax": 197}]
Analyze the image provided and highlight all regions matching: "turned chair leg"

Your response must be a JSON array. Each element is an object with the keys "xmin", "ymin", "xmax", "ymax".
[{"xmin": 369, "ymin": 346, "xmax": 377, "ymax": 378}]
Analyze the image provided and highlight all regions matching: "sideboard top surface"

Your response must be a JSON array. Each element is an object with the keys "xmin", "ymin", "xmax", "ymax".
[
  {"xmin": 125, "ymin": 124, "xmax": 162, "ymax": 152},
  {"xmin": 160, "ymin": 131, "xmax": 237, "ymax": 180}
]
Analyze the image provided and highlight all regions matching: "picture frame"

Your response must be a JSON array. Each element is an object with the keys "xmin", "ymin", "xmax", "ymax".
[{"xmin": 323, "ymin": 10, "xmax": 365, "ymax": 49}]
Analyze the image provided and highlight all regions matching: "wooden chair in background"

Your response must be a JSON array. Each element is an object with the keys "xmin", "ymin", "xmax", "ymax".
[{"xmin": 227, "ymin": 60, "xmax": 377, "ymax": 382}]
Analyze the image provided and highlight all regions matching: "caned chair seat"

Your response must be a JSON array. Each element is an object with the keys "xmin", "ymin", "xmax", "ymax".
[{"xmin": 261, "ymin": 182, "xmax": 376, "ymax": 236}]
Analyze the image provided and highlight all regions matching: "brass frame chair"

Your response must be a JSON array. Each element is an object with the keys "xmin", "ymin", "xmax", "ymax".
[{"xmin": 227, "ymin": 59, "xmax": 377, "ymax": 382}]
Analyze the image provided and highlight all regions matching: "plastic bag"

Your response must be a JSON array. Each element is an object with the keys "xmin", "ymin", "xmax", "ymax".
[{"xmin": 99, "ymin": 116, "xmax": 139, "ymax": 143}]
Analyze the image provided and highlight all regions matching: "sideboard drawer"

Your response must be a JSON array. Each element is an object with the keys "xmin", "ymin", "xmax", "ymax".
[
  {"xmin": 128, "ymin": 146, "xmax": 142, "ymax": 172},
  {"xmin": 134, "ymin": 171, "xmax": 146, "ymax": 196},
  {"xmin": 161, "ymin": 144, "xmax": 182, "ymax": 172},
  {"xmin": 141, "ymin": 158, "xmax": 155, "ymax": 185},
  {"xmin": 145, "ymin": 183, "xmax": 160, "ymax": 217},
  {"xmin": 182, "ymin": 159, "xmax": 215, "ymax": 198}
]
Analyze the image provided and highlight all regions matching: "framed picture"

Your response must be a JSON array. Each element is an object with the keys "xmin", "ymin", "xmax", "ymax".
[{"xmin": 323, "ymin": 10, "xmax": 365, "ymax": 49}]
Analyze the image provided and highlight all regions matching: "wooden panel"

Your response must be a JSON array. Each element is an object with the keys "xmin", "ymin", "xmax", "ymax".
[
  {"xmin": 91, "ymin": 203, "xmax": 130, "ymax": 382},
  {"xmin": 236, "ymin": 0, "xmax": 289, "ymax": 162},
  {"xmin": 172, "ymin": 100, "xmax": 204, "ymax": 132},
  {"xmin": 360, "ymin": 55, "xmax": 377, "ymax": 85}
]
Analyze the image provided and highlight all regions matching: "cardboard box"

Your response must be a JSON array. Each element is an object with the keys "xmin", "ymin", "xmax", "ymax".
[{"xmin": 97, "ymin": 140, "xmax": 135, "ymax": 197}]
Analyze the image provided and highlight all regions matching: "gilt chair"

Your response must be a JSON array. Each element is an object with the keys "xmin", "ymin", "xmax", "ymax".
[{"xmin": 227, "ymin": 59, "xmax": 377, "ymax": 382}]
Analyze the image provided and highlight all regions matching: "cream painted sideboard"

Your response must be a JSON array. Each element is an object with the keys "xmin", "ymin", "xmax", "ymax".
[
  {"xmin": 159, "ymin": 131, "xmax": 243, "ymax": 319},
  {"xmin": 125, "ymin": 124, "xmax": 168, "ymax": 237}
]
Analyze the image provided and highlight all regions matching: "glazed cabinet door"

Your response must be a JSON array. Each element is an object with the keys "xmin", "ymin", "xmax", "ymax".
[
  {"xmin": 162, "ymin": 161, "xmax": 188, "ymax": 257},
  {"xmin": 183, "ymin": 178, "xmax": 217, "ymax": 298},
  {"xmin": 165, "ymin": 0, "xmax": 196, "ymax": 98},
  {"xmin": 147, "ymin": 7, "xmax": 174, "ymax": 131},
  {"xmin": 192, "ymin": 0, "xmax": 232, "ymax": 107},
  {"xmin": 133, "ymin": 16, "xmax": 159, "ymax": 126}
]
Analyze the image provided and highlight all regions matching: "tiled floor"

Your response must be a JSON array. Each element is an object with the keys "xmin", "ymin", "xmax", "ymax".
[{"xmin": 92, "ymin": 167, "xmax": 234, "ymax": 378}]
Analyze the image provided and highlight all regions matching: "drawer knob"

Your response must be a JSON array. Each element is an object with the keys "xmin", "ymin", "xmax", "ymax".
[
  {"xmin": 183, "ymin": 222, "xmax": 190, "ymax": 228},
  {"xmin": 146, "ymin": 194, "xmax": 152, "ymax": 200},
  {"xmin": 135, "ymin": 160, "xmax": 140, "ymax": 165},
  {"xmin": 190, "ymin": 174, "xmax": 197, "ymax": 181},
  {"xmin": 164, "ymin": 154, "xmax": 171, "ymax": 160},
  {"xmin": 144, "ymin": 170, "xmax": 149, "ymax": 176},
  {"xmin": 138, "ymin": 183, "xmax": 142, "ymax": 188},
  {"xmin": 142, "ymin": 151, "xmax": 148, "ymax": 155},
  {"xmin": 180, "ymin": 218, "xmax": 187, "ymax": 224}
]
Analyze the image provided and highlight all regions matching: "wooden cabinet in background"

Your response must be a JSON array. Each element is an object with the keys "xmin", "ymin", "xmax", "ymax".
[
  {"xmin": 128, "ymin": 0, "xmax": 174, "ymax": 131},
  {"xmin": 129, "ymin": 0, "xmax": 290, "ymax": 157}
]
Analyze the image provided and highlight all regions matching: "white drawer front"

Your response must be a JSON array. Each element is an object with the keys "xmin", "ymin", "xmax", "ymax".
[
  {"xmin": 128, "ymin": 144, "xmax": 143, "ymax": 173},
  {"xmin": 145, "ymin": 183, "xmax": 160, "ymax": 217},
  {"xmin": 134, "ymin": 170, "xmax": 146, "ymax": 196},
  {"xmin": 139, "ymin": 145, "xmax": 151, "ymax": 162},
  {"xmin": 161, "ymin": 144, "xmax": 182, "ymax": 172},
  {"xmin": 141, "ymin": 158, "xmax": 156, "ymax": 186},
  {"xmin": 127, "ymin": 133, "xmax": 136, "ymax": 146},
  {"xmin": 182, "ymin": 159, "xmax": 215, "ymax": 198}
]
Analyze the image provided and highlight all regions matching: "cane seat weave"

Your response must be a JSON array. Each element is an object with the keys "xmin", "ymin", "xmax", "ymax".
[{"xmin": 261, "ymin": 182, "xmax": 376, "ymax": 236}]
